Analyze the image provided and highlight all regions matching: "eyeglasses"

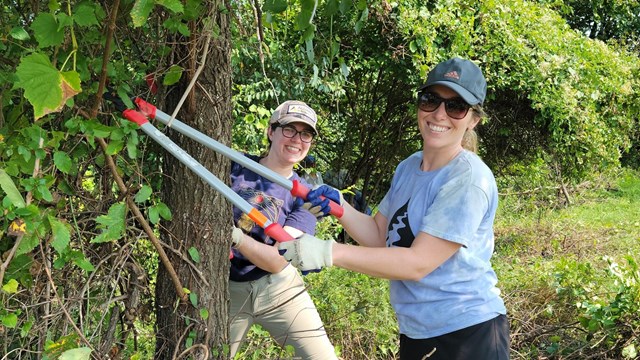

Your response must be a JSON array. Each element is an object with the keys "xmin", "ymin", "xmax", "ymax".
[
  {"xmin": 417, "ymin": 92, "xmax": 472, "ymax": 120},
  {"xmin": 276, "ymin": 125, "xmax": 315, "ymax": 143}
]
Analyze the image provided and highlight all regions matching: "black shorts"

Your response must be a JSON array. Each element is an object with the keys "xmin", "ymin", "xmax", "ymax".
[{"xmin": 399, "ymin": 314, "xmax": 510, "ymax": 360}]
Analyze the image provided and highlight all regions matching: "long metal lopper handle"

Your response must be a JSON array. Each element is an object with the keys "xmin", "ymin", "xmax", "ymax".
[
  {"xmin": 133, "ymin": 98, "xmax": 344, "ymax": 218},
  {"xmin": 121, "ymin": 109, "xmax": 295, "ymax": 243}
]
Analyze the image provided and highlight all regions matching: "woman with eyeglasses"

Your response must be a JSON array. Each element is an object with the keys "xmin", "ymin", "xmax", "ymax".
[
  {"xmin": 279, "ymin": 59, "xmax": 510, "ymax": 359},
  {"xmin": 228, "ymin": 100, "xmax": 337, "ymax": 359}
]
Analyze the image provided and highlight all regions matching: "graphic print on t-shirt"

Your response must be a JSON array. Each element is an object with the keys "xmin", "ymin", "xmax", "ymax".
[
  {"xmin": 236, "ymin": 186, "xmax": 283, "ymax": 233},
  {"xmin": 386, "ymin": 201, "xmax": 414, "ymax": 248}
]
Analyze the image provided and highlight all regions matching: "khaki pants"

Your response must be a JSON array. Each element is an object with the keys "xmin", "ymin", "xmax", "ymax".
[{"xmin": 229, "ymin": 264, "xmax": 337, "ymax": 359}]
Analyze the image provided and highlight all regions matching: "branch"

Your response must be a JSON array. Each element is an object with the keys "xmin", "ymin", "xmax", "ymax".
[{"xmin": 84, "ymin": 0, "xmax": 188, "ymax": 302}]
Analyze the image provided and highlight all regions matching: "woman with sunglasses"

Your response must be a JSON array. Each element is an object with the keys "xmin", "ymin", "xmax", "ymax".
[
  {"xmin": 280, "ymin": 59, "xmax": 510, "ymax": 359},
  {"xmin": 228, "ymin": 100, "xmax": 337, "ymax": 359}
]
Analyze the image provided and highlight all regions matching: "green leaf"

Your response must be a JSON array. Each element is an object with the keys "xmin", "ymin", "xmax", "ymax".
[
  {"xmin": 49, "ymin": 216, "xmax": 71, "ymax": 253},
  {"xmin": 2, "ymin": 279, "xmax": 19, "ymax": 294},
  {"xmin": 189, "ymin": 292, "xmax": 198, "ymax": 307},
  {"xmin": 157, "ymin": 0, "xmax": 184, "ymax": 13},
  {"xmin": 148, "ymin": 205, "xmax": 160, "ymax": 224},
  {"xmin": 156, "ymin": 202, "xmax": 172, "ymax": 220},
  {"xmin": 200, "ymin": 308, "xmax": 209, "ymax": 320},
  {"xmin": 163, "ymin": 65, "xmax": 183, "ymax": 86},
  {"xmin": 37, "ymin": 183, "xmax": 53, "ymax": 202},
  {"xmin": 74, "ymin": 3, "xmax": 99, "ymax": 27},
  {"xmin": 0, "ymin": 169, "xmax": 26, "ymax": 208},
  {"xmin": 105, "ymin": 140, "xmax": 124, "ymax": 155},
  {"xmin": 188, "ymin": 247, "xmax": 200, "ymax": 263},
  {"xmin": 92, "ymin": 203, "xmax": 126, "ymax": 243},
  {"xmin": 264, "ymin": 0, "xmax": 288, "ymax": 13},
  {"xmin": 53, "ymin": 151, "xmax": 72, "ymax": 174},
  {"xmin": 15, "ymin": 53, "xmax": 81, "ymax": 119},
  {"xmin": 59, "ymin": 347, "xmax": 92, "ymax": 360},
  {"xmin": 10, "ymin": 27, "xmax": 30, "ymax": 41},
  {"xmin": 30, "ymin": 13, "xmax": 64, "ymax": 48},
  {"xmin": 21, "ymin": 320, "xmax": 33, "ymax": 337},
  {"xmin": 296, "ymin": 0, "xmax": 317, "ymax": 30},
  {"xmin": 131, "ymin": 0, "xmax": 155, "ymax": 27},
  {"xmin": 2, "ymin": 313, "xmax": 18, "ymax": 328},
  {"xmin": 73, "ymin": 256, "xmax": 95, "ymax": 272},
  {"xmin": 134, "ymin": 185, "xmax": 153, "ymax": 203}
]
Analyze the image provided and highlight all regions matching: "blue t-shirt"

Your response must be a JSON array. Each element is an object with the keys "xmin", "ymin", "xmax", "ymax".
[
  {"xmin": 378, "ymin": 150, "xmax": 506, "ymax": 339},
  {"xmin": 229, "ymin": 154, "xmax": 317, "ymax": 282}
]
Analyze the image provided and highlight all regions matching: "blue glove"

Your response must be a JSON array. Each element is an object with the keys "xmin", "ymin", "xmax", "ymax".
[{"xmin": 295, "ymin": 185, "xmax": 344, "ymax": 219}]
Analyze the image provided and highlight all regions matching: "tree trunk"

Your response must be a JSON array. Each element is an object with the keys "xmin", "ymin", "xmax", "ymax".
[{"xmin": 154, "ymin": 3, "xmax": 232, "ymax": 359}]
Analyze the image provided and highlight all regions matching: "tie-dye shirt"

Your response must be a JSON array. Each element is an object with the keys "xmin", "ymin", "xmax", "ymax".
[
  {"xmin": 229, "ymin": 154, "xmax": 316, "ymax": 282},
  {"xmin": 378, "ymin": 150, "xmax": 506, "ymax": 339}
]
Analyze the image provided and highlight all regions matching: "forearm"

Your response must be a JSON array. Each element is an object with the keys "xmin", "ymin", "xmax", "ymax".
[
  {"xmin": 338, "ymin": 203, "xmax": 386, "ymax": 247},
  {"xmin": 235, "ymin": 233, "xmax": 288, "ymax": 273},
  {"xmin": 331, "ymin": 243, "xmax": 430, "ymax": 280}
]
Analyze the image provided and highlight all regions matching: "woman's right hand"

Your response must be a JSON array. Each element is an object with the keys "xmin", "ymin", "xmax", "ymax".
[{"xmin": 295, "ymin": 185, "xmax": 343, "ymax": 218}]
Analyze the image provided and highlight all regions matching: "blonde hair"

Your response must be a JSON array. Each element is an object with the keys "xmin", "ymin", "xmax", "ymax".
[{"xmin": 463, "ymin": 105, "xmax": 486, "ymax": 153}]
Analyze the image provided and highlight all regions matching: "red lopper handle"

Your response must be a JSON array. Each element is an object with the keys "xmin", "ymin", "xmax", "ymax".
[
  {"xmin": 122, "ymin": 109, "xmax": 149, "ymax": 126},
  {"xmin": 134, "ymin": 97, "xmax": 157, "ymax": 119},
  {"xmin": 290, "ymin": 180, "xmax": 344, "ymax": 218},
  {"xmin": 264, "ymin": 223, "xmax": 295, "ymax": 242}
]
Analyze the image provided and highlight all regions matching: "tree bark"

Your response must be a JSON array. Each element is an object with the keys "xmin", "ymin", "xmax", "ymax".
[{"xmin": 154, "ymin": 2, "xmax": 233, "ymax": 359}]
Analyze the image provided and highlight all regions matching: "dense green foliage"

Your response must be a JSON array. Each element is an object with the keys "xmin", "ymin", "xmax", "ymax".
[{"xmin": 1, "ymin": 0, "xmax": 639, "ymax": 358}]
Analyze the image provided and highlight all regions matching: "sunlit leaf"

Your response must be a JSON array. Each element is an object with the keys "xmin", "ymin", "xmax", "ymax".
[
  {"xmin": 59, "ymin": 347, "xmax": 92, "ymax": 360},
  {"xmin": 131, "ymin": 0, "xmax": 155, "ymax": 27},
  {"xmin": 2, "ymin": 313, "xmax": 18, "ymax": 328},
  {"xmin": 2, "ymin": 279, "xmax": 19, "ymax": 294},
  {"xmin": 0, "ymin": 169, "xmax": 26, "ymax": 208}
]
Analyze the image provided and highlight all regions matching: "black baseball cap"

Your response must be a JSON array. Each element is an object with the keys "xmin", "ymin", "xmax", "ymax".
[{"xmin": 419, "ymin": 58, "xmax": 486, "ymax": 105}]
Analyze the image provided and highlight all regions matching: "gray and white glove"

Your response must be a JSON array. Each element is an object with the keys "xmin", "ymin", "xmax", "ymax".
[
  {"xmin": 231, "ymin": 226, "xmax": 245, "ymax": 249},
  {"xmin": 278, "ymin": 234, "xmax": 335, "ymax": 271}
]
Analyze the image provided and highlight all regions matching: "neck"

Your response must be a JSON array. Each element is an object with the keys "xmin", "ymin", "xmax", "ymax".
[
  {"xmin": 421, "ymin": 146, "xmax": 463, "ymax": 171},
  {"xmin": 260, "ymin": 154, "xmax": 294, "ymax": 178}
]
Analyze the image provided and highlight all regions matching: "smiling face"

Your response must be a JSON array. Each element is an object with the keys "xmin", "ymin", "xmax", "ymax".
[
  {"xmin": 267, "ymin": 122, "xmax": 313, "ymax": 167},
  {"xmin": 417, "ymin": 85, "xmax": 480, "ymax": 155}
]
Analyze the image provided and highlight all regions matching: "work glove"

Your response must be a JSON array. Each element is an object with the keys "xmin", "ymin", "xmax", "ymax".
[
  {"xmin": 231, "ymin": 226, "xmax": 245, "ymax": 249},
  {"xmin": 278, "ymin": 234, "xmax": 335, "ymax": 272},
  {"xmin": 295, "ymin": 185, "xmax": 344, "ymax": 219}
]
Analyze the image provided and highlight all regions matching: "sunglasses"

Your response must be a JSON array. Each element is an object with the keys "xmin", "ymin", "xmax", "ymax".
[{"xmin": 417, "ymin": 92, "xmax": 472, "ymax": 120}]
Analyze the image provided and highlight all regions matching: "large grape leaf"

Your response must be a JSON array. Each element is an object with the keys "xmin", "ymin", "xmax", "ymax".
[
  {"xmin": 30, "ymin": 13, "xmax": 64, "ymax": 48},
  {"xmin": 15, "ymin": 53, "xmax": 81, "ymax": 120}
]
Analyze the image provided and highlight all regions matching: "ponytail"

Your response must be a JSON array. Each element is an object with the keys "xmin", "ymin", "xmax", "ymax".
[{"xmin": 463, "ymin": 104, "xmax": 487, "ymax": 153}]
